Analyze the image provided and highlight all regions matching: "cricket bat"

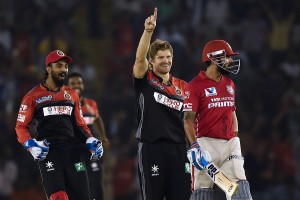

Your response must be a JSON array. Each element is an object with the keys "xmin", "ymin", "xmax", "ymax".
[{"xmin": 204, "ymin": 162, "xmax": 238, "ymax": 196}]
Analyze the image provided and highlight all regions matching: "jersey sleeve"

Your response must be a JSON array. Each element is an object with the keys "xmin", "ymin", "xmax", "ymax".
[
  {"xmin": 133, "ymin": 72, "xmax": 148, "ymax": 93},
  {"xmin": 74, "ymin": 93, "xmax": 93, "ymax": 138},
  {"xmin": 183, "ymin": 83, "xmax": 200, "ymax": 113},
  {"xmin": 93, "ymin": 100, "xmax": 100, "ymax": 119},
  {"xmin": 15, "ymin": 94, "xmax": 35, "ymax": 144}
]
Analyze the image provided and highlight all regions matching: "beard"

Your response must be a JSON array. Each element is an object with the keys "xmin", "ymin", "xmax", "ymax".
[
  {"xmin": 51, "ymin": 71, "xmax": 66, "ymax": 87},
  {"xmin": 217, "ymin": 66, "xmax": 230, "ymax": 75}
]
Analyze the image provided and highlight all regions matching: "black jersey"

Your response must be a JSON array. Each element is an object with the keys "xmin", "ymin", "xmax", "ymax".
[
  {"xmin": 15, "ymin": 83, "xmax": 92, "ymax": 145},
  {"xmin": 134, "ymin": 71, "xmax": 187, "ymax": 143}
]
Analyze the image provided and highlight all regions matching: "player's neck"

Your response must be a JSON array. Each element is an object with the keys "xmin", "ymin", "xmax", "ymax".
[
  {"xmin": 205, "ymin": 67, "xmax": 222, "ymax": 82},
  {"xmin": 44, "ymin": 79, "xmax": 60, "ymax": 91},
  {"xmin": 153, "ymin": 71, "xmax": 170, "ymax": 85}
]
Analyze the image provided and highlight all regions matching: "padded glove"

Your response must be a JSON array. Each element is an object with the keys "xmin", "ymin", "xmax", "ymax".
[
  {"xmin": 187, "ymin": 141, "xmax": 212, "ymax": 170},
  {"xmin": 86, "ymin": 137, "xmax": 103, "ymax": 161},
  {"xmin": 24, "ymin": 138, "xmax": 49, "ymax": 161}
]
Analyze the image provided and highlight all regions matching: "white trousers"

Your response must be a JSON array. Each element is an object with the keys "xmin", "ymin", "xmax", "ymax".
[{"xmin": 191, "ymin": 137, "xmax": 247, "ymax": 190}]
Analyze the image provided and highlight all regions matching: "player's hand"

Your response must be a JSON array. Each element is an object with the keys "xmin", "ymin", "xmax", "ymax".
[
  {"xmin": 86, "ymin": 137, "xmax": 103, "ymax": 161},
  {"xmin": 24, "ymin": 138, "xmax": 50, "ymax": 161},
  {"xmin": 187, "ymin": 141, "xmax": 212, "ymax": 171},
  {"xmin": 144, "ymin": 7, "xmax": 157, "ymax": 32}
]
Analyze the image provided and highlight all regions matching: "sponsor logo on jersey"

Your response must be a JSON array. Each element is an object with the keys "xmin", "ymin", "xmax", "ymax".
[
  {"xmin": 205, "ymin": 87, "xmax": 217, "ymax": 97},
  {"xmin": 183, "ymin": 103, "xmax": 193, "ymax": 111},
  {"xmin": 17, "ymin": 114, "xmax": 26, "ymax": 122},
  {"xmin": 36, "ymin": 95, "xmax": 53, "ymax": 104},
  {"xmin": 83, "ymin": 116, "xmax": 95, "ymax": 125},
  {"xmin": 208, "ymin": 101, "xmax": 234, "ymax": 109},
  {"xmin": 154, "ymin": 92, "xmax": 183, "ymax": 111},
  {"xmin": 46, "ymin": 161, "xmax": 55, "ymax": 171},
  {"xmin": 43, "ymin": 106, "xmax": 73, "ymax": 116},
  {"xmin": 19, "ymin": 104, "xmax": 28, "ymax": 112},
  {"xmin": 151, "ymin": 164, "xmax": 159, "ymax": 176},
  {"xmin": 226, "ymin": 85, "xmax": 234, "ymax": 95}
]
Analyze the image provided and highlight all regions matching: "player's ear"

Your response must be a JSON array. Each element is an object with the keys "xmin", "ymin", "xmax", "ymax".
[{"xmin": 46, "ymin": 65, "xmax": 51, "ymax": 73}]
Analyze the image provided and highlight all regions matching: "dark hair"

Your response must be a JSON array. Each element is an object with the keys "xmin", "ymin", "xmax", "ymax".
[
  {"xmin": 204, "ymin": 60, "xmax": 211, "ymax": 67},
  {"xmin": 66, "ymin": 72, "xmax": 83, "ymax": 83}
]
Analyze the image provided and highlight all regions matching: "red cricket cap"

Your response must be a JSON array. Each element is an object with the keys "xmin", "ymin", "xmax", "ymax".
[{"xmin": 45, "ymin": 50, "xmax": 73, "ymax": 66}]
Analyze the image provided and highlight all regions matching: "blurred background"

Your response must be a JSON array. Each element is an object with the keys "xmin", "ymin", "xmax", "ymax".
[{"xmin": 0, "ymin": 0, "xmax": 299, "ymax": 199}]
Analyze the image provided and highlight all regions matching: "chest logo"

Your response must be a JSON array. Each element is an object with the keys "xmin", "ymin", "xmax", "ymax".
[
  {"xmin": 154, "ymin": 92, "xmax": 183, "ymax": 111},
  {"xmin": 226, "ymin": 85, "xmax": 234, "ymax": 95},
  {"xmin": 36, "ymin": 95, "xmax": 53, "ymax": 104},
  {"xmin": 205, "ymin": 87, "xmax": 217, "ymax": 97},
  {"xmin": 64, "ymin": 90, "xmax": 71, "ymax": 100}
]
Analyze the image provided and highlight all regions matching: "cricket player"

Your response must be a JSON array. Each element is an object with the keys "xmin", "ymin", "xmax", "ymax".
[
  {"xmin": 15, "ymin": 50, "xmax": 103, "ymax": 200},
  {"xmin": 67, "ymin": 72, "xmax": 110, "ymax": 200},
  {"xmin": 183, "ymin": 40, "xmax": 253, "ymax": 200},
  {"xmin": 133, "ymin": 8, "xmax": 191, "ymax": 200}
]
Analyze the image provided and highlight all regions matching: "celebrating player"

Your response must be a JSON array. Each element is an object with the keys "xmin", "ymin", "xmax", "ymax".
[
  {"xmin": 67, "ymin": 72, "xmax": 109, "ymax": 200},
  {"xmin": 133, "ymin": 7, "xmax": 191, "ymax": 200},
  {"xmin": 15, "ymin": 50, "xmax": 103, "ymax": 200},
  {"xmin": 183, "ymin": 40, "xmax": 253, "ymax": 200}
]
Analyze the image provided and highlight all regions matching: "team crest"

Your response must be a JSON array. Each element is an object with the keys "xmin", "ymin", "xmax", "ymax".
[
  {"xmin": 226, "ymin": 85, "xmax": 234, "ymax": 95},
  {"xmin": 64, "ymin": 90, "xmax": 71, "ymax": 99},
  {"xmin": 175, "ymin": 86, "xmax": 182, "ymax": 95}
]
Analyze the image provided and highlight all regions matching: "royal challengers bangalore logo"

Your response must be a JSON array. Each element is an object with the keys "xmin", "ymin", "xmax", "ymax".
[
  {"xmin": 175, "ymin": 86, "xmax": 182, "ymax": 95},
  {"xmin": 64, "ymin": 90, "xmax": 71, "ymax": 99},
  {"xmin": 56, "ymin": 50, "xmax": 65, "ymax": 56}
]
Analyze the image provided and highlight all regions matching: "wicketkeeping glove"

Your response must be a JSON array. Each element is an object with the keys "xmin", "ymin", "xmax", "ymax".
[
  {"xmin": 187, "ymin": 141, "xmax": 212, "ymax": 171},
  {"xmin": 86, "ymin": 137, "xmax": 103, "ymax": 161},
  {"xmin": 24, "ymin": 138, "xmax": 50, "ymax": 161}
]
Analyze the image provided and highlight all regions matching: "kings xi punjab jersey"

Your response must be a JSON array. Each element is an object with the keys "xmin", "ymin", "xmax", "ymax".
[
  {"xmin": 183, "ymin": 71, "xmax": 236, "ymax": 140},
  {"xmin": 134, "ymin": 71, "xmax": 187, "ymax": 143},
  {"xmin": 15, "ymin": 83, "xmax": 92, "ymax": 145}
]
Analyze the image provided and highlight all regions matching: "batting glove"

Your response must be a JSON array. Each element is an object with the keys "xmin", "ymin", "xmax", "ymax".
[
  {"xmin": 187, "ymin": 141, "xmax": 212, "ymax": 170},
  {"xmin": 86, "ymin": 137, "xmax": 103, "ymax": 161},
  {"xmin": 24, "ymin": 138, "xmax": 50, "ymax": 161}
]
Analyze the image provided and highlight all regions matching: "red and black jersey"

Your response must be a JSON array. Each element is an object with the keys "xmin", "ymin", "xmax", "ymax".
[
  {"xmin": 134, "ymin": 71, "xmax": 187, "ymax": 143},
  {"xmin": 15, "ymin": 83, "xmax": 92, "ymax": 145},
  {"xmin": 81, "ymin": 97, "xmax": 99, "ymax": 137},
  {"xmin": 183, "ymin": 71, "xmax": 236, "ymax": 140}
]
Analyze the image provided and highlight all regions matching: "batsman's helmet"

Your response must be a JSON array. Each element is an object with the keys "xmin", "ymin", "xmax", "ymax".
[{"xmin": 202, "ymin": 40, "xmax": 240, "ymax": 74}]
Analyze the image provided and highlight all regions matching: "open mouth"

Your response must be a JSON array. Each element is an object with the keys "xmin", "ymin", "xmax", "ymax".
[{"xmin": 59, "ymin": 73, "xmax": 66, "ymax": 78}]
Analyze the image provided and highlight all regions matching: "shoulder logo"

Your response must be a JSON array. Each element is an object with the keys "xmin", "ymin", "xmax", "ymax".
[
  {"xmin": 64, "ymin": 90, "xmax": 71, "ymax": 100},
  {"xmin": 226, "ymin": 85, "xmax": 234, "ymax": 95},
  {"xmin": 205, "ymin": 87, "xmax": 217, "ymax": 97},
  {"xmin": 46, "ymin": 161, "xmax": 55, "ymax": 171}
]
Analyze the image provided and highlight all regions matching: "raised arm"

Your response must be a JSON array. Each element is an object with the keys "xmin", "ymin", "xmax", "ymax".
[{"xmin": 133, "ymin": 7, "xmax": 157, "ymax": 78}]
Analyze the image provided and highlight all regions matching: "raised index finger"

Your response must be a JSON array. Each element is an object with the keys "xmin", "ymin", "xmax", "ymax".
[{"xmin": 154, "ymin": 7, "xmax": 158, "ymax": 20}]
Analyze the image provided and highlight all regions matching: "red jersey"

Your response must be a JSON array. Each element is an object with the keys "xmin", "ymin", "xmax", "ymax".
[
  {"xmin": 183, "ymin": 71, "xmax": 236, "ymax": 140},
  {"xmin": 15, "ymin": 83, "xmax": 92, "ymax": 145},
  {"xmin": 81, "ymin": 98, "xmax": 100, "ymax": 138}
]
